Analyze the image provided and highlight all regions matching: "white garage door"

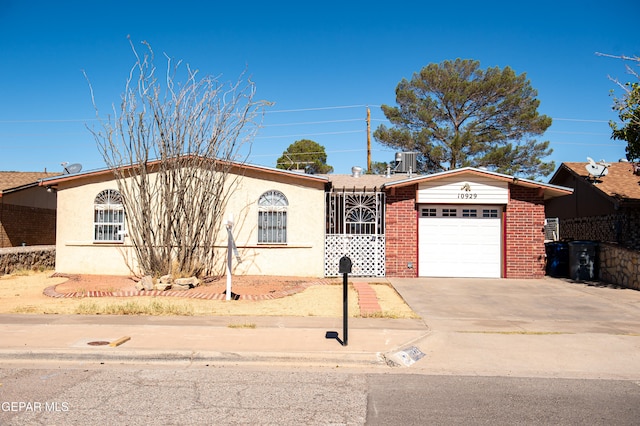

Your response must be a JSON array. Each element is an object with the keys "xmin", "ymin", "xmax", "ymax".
[{"xmin": 418, "ymin": 205, "xmax": 502, "ymax": 278}]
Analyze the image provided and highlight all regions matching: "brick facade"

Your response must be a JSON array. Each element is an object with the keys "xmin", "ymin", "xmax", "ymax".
[
  {"xmin": 383, "ymin": 182, "xmax": 547, "ymax": 279},
  {"xmin": 385, "ymin": 184, "xmax": 418, "ymax": 277},
  {"xmin": 504, "ymin": 184, "xmax": 546, "ymax": 278},
  {"xmin": 0, "ymin": 203, "xmax": 56, "ymax": 248}
]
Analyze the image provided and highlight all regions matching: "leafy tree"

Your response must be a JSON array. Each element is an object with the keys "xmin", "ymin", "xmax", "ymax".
[
  {"xmin": 276, "ymin": 139, "xmax": 333, "ymax": 174},
  {"xmin": 374, "ymin": 58, "xmax": 554, "ymax": 178},
  {"xmin": 605, "ymin": 54, "xmax": 640, "ymax": 161}
]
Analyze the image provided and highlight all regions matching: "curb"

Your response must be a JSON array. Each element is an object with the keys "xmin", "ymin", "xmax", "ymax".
[{"xmin": 0, "ymin": 348, "xmax": 390, "ymax": 368}]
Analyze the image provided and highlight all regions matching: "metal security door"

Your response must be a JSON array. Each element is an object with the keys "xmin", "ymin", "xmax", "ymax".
[{"xmin": 324, "ymin": 191, "xmax": 385, "ymax": 277}]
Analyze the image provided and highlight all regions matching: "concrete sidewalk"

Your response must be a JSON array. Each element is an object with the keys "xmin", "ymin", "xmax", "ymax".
[{"xmin": 0, "ymin": 314, "xmax": 428, "ymax": 368}]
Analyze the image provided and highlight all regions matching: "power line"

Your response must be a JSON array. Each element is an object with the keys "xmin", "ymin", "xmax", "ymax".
[
  {"xmin": 547, "ymin": 131, "xmax": 610, "ymax": 136},
  {"xmin": 250, "ymin": 147, "xmax": 388, "ymax": 158},
  {"xmin": 552, "ymin": 118, "xmax": 609, "ymax": 123},
  {"xmin": 0, "ymin": 119, "xmax": 99, "ymax": 123},
  {"xmin": 0, "ymin": 101, "xmax": 617, "ymax": 126},
  {"xmin": 255, "ymin": 130, "xmax": 364, "ymax": 139},
  {"xmin": 551, "ymin": 141, "xmax": 625, "ymax": 146},
  {"xmin": 266, "ymin": 105, "xmax": 369, "ymax": 114},
  {"xmin": 263, "ymin": 118, "xmax": 363, "ymax": 127}
]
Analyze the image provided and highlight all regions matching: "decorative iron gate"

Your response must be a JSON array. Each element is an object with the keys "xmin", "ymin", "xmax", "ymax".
[{"xmin": 324, "ymin": 191, "xmax": 386, "ymax": 277}]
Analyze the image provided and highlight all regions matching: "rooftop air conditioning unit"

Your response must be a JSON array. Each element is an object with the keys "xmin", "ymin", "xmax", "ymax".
[{"xmin": 395, "ymin": 152, "xmax": 417, "ymax": 174}]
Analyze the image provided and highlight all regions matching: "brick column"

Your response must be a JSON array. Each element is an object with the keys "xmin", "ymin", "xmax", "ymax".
[
  {"xmin": 505, "ymin": 185, "xmax": 546, "ymax": 278},
  {"xmin": 385, "ymin": 185, "xmax": 418, "ymax": 277}
]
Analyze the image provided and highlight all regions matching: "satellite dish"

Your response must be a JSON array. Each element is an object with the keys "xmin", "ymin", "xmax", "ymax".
[
  {"xmin": 585, "ymin": 157, "xmax": 609, "ymax": 179},
  {"xmin": 63, "ymin": 163, "xmax": 83, "ymax": 175}
]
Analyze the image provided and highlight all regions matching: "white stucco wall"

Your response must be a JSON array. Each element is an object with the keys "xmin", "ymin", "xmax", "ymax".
[
  {"xmin": 55, "ymin": 176, "xmax": 135, "ymax": 275},
  {"xmin": 54, "ymin": 168, "xmax": 327, "ymax": 277},
  {"xmin": 218, "ymin": 171, "xmax": 326, "ymax": 277}
]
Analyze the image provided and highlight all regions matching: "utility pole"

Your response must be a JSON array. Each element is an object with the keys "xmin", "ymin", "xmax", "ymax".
[{"xmin": 366, "ymin": 107, "xmax": 371, "ymax": 172}]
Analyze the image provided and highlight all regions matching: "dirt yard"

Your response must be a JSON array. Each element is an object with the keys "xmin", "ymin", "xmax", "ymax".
[
  {"xmin": 0, "ymin": 271, "xmax": 418, "ymax": 318},
  {"xmin": 51, "ymin": 273, "xmax": 324, "ymax": 297}
]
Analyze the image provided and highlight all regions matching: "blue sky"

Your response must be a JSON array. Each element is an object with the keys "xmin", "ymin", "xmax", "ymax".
[{"xmin": 0, "ymin": 0, "xmax": 638, "ymax": 179}]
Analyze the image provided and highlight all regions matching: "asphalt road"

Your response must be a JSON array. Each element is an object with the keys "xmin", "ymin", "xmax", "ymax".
[{"xmin": 1, "ymin": 365, "xmax": 639, "ymax": 425}]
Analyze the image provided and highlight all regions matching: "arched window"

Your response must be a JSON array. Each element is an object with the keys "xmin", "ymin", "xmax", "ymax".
[
  {"xmin": 94, "ymin": 189, "xmax": 125, "ymax": 242},
  {"xmin": 258, "ymin": 190, "xmax": 287, "ymax": 244}
]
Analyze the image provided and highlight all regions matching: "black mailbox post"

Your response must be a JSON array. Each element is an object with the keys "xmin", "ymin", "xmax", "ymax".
[
  {"xmin": 326, "ymin": 256, "xmax": 352, "ymax": 346},
  {"xmin": 339, "ymin": 256, "xmax": 351, "ymax": 346}
]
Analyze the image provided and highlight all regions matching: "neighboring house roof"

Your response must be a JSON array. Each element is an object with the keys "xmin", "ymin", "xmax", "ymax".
[
  {"xmin": 549, "ymin": 162, "xmax": 640, "ymax": 202},
  {"xmin": 382, "ymin": 167, "xmax": 572, "ymax": 200},
  {"xmin": 0, "ymin": 171, "xmax": 61, "ymax": 197},
  {"xmin": 39, "ymin": 159, "xmax": 330, "ymax": 188}
]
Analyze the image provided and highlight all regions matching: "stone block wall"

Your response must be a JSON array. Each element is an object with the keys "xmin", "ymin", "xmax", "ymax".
[
  {"xmin": 560, "ymin": 209, "xmax": 640, "ymax": 250},
  {"xmin": 599, "ymin": 243, "xmax": 640, "ymax": 290},
  {"xmin": 0, "ymin": 245, "xmax": 55, "ymax": 275}
]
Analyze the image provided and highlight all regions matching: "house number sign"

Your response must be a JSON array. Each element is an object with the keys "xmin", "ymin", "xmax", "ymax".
[
  {"xmin": 457, "ymin": 192, "xmax": 478, "ymax": 199},
  {"xmin": 457, "ymin": 182, "xmax": 478, "ymax": 199}
]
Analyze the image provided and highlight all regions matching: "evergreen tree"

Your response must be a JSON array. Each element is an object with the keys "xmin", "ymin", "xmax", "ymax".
[{"xmin": 374, "ymin": 58, "xmax": 554, "ymax": 178}]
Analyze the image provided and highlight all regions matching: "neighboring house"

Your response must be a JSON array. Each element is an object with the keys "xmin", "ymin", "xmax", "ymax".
[
  {"xmin": 42, "ymin": 160, "xmax": 572, "ymax": 279},
  {"xmin": 545, "ymin": 161, "xmax": 640, "ymax": 249},
  {"xmin": 0, "ymin": 172, "xmax": 59, "ymax": 248}
]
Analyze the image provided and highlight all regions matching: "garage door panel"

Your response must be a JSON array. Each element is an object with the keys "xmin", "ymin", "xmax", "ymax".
[
  {"xmin": 421, "ymin": 246, "xmax": 499, "ymax": 275},
  {"xmin": 419, "ymin": 205, "xmax": 502, "ymax": 278}
]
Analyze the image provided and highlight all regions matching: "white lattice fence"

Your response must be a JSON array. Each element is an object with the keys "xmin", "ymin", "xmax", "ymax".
[{"xmin": 324, "ymin": 235, "xmax": 385, "ymax": 277}]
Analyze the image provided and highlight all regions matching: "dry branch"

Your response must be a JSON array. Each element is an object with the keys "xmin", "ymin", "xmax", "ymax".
[{"xmin": 87, "ymin": 41, "xmax": 268, "ymax": 277}]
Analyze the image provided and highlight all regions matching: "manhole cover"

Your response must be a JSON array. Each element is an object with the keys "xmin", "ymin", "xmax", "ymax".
[{"xmin": 87, "ymin": 341, "xmax": 110, "ymax": 346}]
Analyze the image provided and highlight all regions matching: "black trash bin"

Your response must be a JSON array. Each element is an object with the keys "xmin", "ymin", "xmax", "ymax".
[
  {"xmin": 545, "ymin": 241, "xmax": 569, "ymax": 278},
  {"xmin": 567, "ymin": 241, "xmax": 599, "ymax": 281}
]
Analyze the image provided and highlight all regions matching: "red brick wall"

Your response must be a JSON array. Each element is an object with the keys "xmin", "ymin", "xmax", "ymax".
[
  {"xmin": 384, "ymin": 182, "xmax": 546, "ymax": 279},
  {"xmin": 505, "ymin": 184, "xmax": 546, "ymax": 278},
  {"xmin": 385, "ymin": 185, "xmax": 418, "ymax": 277},
  {"xmin": 0, "ymin": 203, "xmax": 56, "ymax": 248}
]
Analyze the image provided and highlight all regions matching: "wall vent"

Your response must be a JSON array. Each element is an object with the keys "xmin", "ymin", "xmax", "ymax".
[{"xmin": 544, "ymin": 218, "xmax": 560, "ymax": 241}]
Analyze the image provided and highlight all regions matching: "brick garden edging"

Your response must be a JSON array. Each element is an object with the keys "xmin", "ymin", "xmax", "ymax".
[{"xmin": 43, "ymin": 278, "xmax": 336, "ymax": 301}]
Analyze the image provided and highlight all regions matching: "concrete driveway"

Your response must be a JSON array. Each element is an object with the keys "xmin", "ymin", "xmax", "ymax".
[
  {"xmin": 386, "ymin": 276, "xmax": 640, "ymax": 378},
  {"xmin": 389, "ymin": 276, "xmax": 640, "ymax": 334}
]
